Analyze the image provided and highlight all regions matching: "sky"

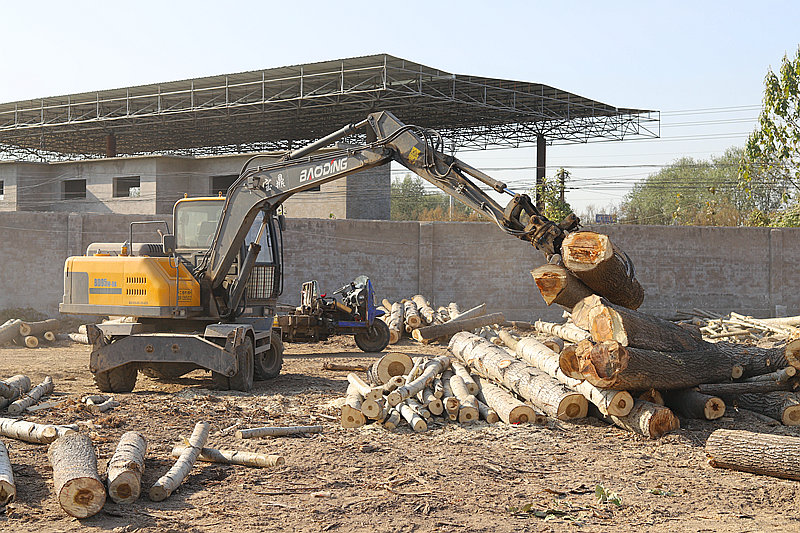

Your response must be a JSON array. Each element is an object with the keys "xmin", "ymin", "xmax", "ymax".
[{"xmin": 1, "ymin": 0, "xmax": 798, "ymax": 216}]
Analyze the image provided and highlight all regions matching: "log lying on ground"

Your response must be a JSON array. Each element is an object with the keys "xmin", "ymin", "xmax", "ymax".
[
  {"xmin": 0, "ymin": 374, "xmax": 31, "ymax": 401},
  {"xmin": 534, "ymin": 320, "xmax": 591, "ymax": 344},
  {"xmin": 447, "ymin": 374, "xmax": 479, "ymax": 423},
  {"xmin": 476, "ymin": 376, "xmax": 541, "ymax": 424},
  {"xmin": 367, "ymin": 352, "xmax": 413, "ymax": 385},
  {"xmin": 476, "ymin": 398, "xmax": 499, "ymax": 423},
  {"xmin": 23, "ymin": 336, "xmax": 38, "ymax": 349},
  {"xmin": 68, "ymin": 333, "xmax": 89, "ymax": 344},
  {"xmin": 606, "ymin": 399, "xmax": 680, "ymax": 439},
  {"xmin": 387, "ymin": 355, "xmax": 450, "ymax": 407},
  {"xmin": 398, "ymin": 401, "xmax": 427, "ymax": 432},
  {"xmin": 347, "ymin": 373, "xmax": 382, "ymax": 402},
  {"xmin": 89, "ymin": 398, "xmax": 119, "ymax": 414},
  {"xmin": 49, "ymin": 433, "xmax": 106, "ymax": 518},
  {"xmin": 516, "ymin": 337, "xmax": 633, "ymax": 417},
  {"xmin": 8, "ymin": 375, "xmax": 54, "ymax": 415},
  {"xmin": 388, "ymin": 302, "xmax": 403, "ymax": 344},
  {"xmin": 450, "ymin": 360, "xmax": 479, "ymax": 395},
  {"xmin": 323, "ymin": 362, "xmax": 368, "ymax": 372},
  {"xmin": 149, "ymin": 421, "xmax": 210, "ymax": 502},
  {"xmin": 706, "ymin": 429, "xmax": 800, "ymax": 480},
  {"xmin": 383, "ymin": 408, "xmax": 401, "ymax": 430},
  {"xmin": 19, "ymin": 319, "xmax": 60, "ymax": 337},
  {"xmin": 577, "ymin": 341, "xmax": 740, "ymax": 390},
  {"xmin": 561, "ymin": 231, "xmax": 644, "ymax": 310},
  {"xmin": 107, "ymin": 431, "xmax": 147, "ymax": 504},
  {"xmin": 0, "ymin": 418, "xmax": 74, "ymax": 444},
  {"xmin": 698, "ymin": 380, "xmax": 795, "ymax": 396},
  {"xmin": 403, "ymin": 300, "xmax": 422, "ymax": 329},
  {"xmin": 341, "ymin": 385, "xmax": 366, "ymax": 428},
  {"xmin": 0, "ymin": 320, "xmax": 23, "ymax": 346},
  {"xmin": 412, "ymin": 295, "xmax": 440, "ymax": 325},
  {"xmin": 0, "ymin": 440, "xmax": 14, "ymax": 505},
  {"xmin": 726, "ymin": 392, "xmax": 800, "ymax": 426},
  {"xmin": 171, "ymin": 445, "xmax": 284, "ymax": 468},
  {"xmin": 413, "ymin": 313, "xmax": 505, "ymax": 343},
  {"xmin": 663, "ymin": 389, "xmax": 725, "ymax": 420},
  {"xmin": 450, "ymin": 332, "xmax": 587, "ymax": 420},
  {"xmin": 531, "ymin": 264, "xmax": 594, "ymax": 309},
  {"xmin": 579, "ymin": 295, "xmax": 705, "ymax": 352}
]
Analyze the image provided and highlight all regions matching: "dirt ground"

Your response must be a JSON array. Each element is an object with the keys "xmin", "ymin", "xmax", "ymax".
[{"xmin": 1, "ymin": 336, "xmax": 799, "ymax": 533}]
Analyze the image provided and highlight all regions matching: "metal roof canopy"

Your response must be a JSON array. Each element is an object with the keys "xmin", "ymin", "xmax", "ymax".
[{"xmin": 0, "ymin": 54, "xmax": 659, "ymax": 160}]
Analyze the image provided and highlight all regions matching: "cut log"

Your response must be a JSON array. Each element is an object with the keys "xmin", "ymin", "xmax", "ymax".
[
  {"xmin": 0, "ymin": 374, "xmax": 31, "ymax": 401},
  {"xmin": 450, "ymin": 333, "xmax": 588, "ymax": 420},
  {"xmin": 48, "ymin": 433, "xmax": 106, "ymax": 518},
  {"xmin": 606, "ymin": 400, "xmax": 680, "ymax": 439},
  {"xmin": 726, "ymin": 392, "xmax": 800, "ymax": 426},
  {"xmin": 89, "ymin": 398, "xmax": 119, "ymax": 414},
  {"xmin": 0, "ymin": 418, "xmax": 73, "ymax": 444},
  {"xmin": 698, "ymin": 380, "xmax": 794, "ymax": 396},
  {"xmin": 107, "ymin": 431, "xmax": 147, "ymax": 504},
  {"xmin": 663, "ymin": 389, "xmax": 725, "ymax": 420},
  {"xmin": 398, "ymin": 402, "xmax": 427, "ymax": 432},
  {"xmin": 382, "ymin": 375, "xmax": 406, "ymax": 394},
  {"xmin": 387, "ymin": 355, "xmax": 450, "ymax": 407},
  {"xmin": 516, "ymin": 337, "xmax": 633, "ymax": 417},
  {"xmin": 8, "ymin": 376, "xmax": 54, "ymax": 415},
  {"xmin": 381, "ymin": 298, "xmax": 392, "ymax": 310},
  {"xmin": 23, "ymin": 336, "xmax": 38, "ymax": 349},
  {"xmin": 441, "ymin": 370, "xmax": 460, "ymax": 421},
  {"xmin": 235, "ymin": 425, "xmax": 324, "ymax": 440},
  {"xmin": 323, "ymin": 362, "xmax": 368, "ymax": 372},
  {"xmin": 43, "ymin": 331, "xmax": 56, "ymax": 342},
  {"xmin": 475, "ymin": 376, "xmax": 540, "ymax": 425},
  {"xmin": 433, "ymin": 375, "xmax": 444, "ymax": 399},
  {"xmin": 19, "ymin": 319, "xmax": 59, "ymax": 337},
  {"xmin": 706, "ymin": 429, "xmax": 800, "ymax": 480},
  {"xmin": 534, "ymin": 320, "xmax": 591, "ymax": 344},
  {"xmin": 638, "ymin": 389, "xmax": 664, "ymax": 406},
  {"xmin": 171, "ymin": 445, "xmax": 284, "ymax": 468},
  {"xmin": 383, "ymin": 408, "xmax": 401, "ymax": 430},
  {"xmin": 368, "ymin": 352, "xmax": 413, "ymax": 385},
  {"xmin": 497, "ymin": 330, "xmax": 520, "ymax": 351},
  {"xmin": 0, "ymin": 440, "xmax": 15, "ymax": 505},
  {"xmin": 403, "ymin": 300, "xmax": 422, "ymax": 329},
  {"xmin": 413, "ymin": 313, "xmax": 505, "ymax": 342},
  {"xmin": 149, "ymin": 421, "xmax": 210, "ymax": 502},
  {"xmin": 406, "ymin": 397, "xmax": 430, "ymax": 419},
  {"xmin": 450, "ymin": 360, "xmax": 479, "ymax": 395},
  {"xmin": 420, "ymin": 387, "xmax": 443, "ymax": 416},
  {"xmin": 412, "ymin": 295, "xmax": 439, "ymax": 325},
  {"xmin": 388, "ymin": 302, "xmax": 403, "ymax": 344},
  {"xmin": 447, "ymin": 302, "xmax": 461, "ymax": 319},
  {"xmin": 577, "ymin": 341, "xmax": 740, "ymax": 390},
  {"xmin": 531, "ymin": 263, "xmax": 594, "ymax": 309},
  {"xmin": 341, "ymin": 384, "xmax": 366, "ymax": 428},
  {"xmin": 0, "ymin": 320, "xmax": 22, "ymax": 345},
  {"xmin": 68, "ymin": 333, "xmax": 89, "ymax": 344},
  {"xmin": 742, "ymin": 366, "xmax": 796, "ymax": 383},
  {"xmin": 436, "ymin": 306, "xmax": 450, "ymax": 323},
  {"xmin": 542, "ymin": 336, "xmax": 565, "ymax": 354},
  {"xmin": 347, "ymin": 373, "xmax": 382, "ymax": 402},
  {"xmin": 447, "ymin": 374, "xmax": 479, "ymax": 423},
  {"xmin": 448, "ymin": 303, "xmax": 486, "ymax": 323},
  {"xmin": 476, "ymin": 398, "xmax": 500, "ymax": 423},
  {"xmin": 559, "ymin": 344, "xmax": 583, "ymax": 380},
  {"xmin": 561, "ymin": 231, "xmax": 644, "ymax": 310}
]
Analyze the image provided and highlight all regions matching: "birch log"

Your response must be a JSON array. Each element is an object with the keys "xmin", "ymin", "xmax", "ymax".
[
  {"xmin": 706, "ymin": 429, "xmax": 800, "ymax": 480},
  {"xmin": 388, "ymin": 302, "xmax": 403, "ymax": 344},
  {"xmin": 149, "ymin": 421, "xmax": 210, "ymax": 501},
  {"xmin": 497, "ymin": 330, "xmax": 520, "ymax": 351},
  {"xmin": 534, "ymin": 320, "xmax": 591, "ymax": 344},
  {"xmin": 606, "ymin": 400, "xmax": 680, "ymax": 439},
  {"xmin": 447, "ymin": 374, "xmax": 479, "ymax": 423},
  {"xmin": 475, "ymin": 376, "xmax": 540, "ymax": 424},
  {"xmin": 341, "ymin": 384, "xmax": 366, "ymax": 428},
  {"xmin": 368, "ymin": 352, "xmax": 413, "ymax": 384},
  {"xmin": 49, "ymin": 433, "xmax": 106, "ymax": 518},
  {"xmin": 398, "ymin": 402, "xmax": 427, "ymax": 432},
  {"xmin": 347, "ymin": 373, "xmax": 382, "ymax": 401},
  {"xmin": 476, "ymin": 399, "xmax": 500, "ymax": 423},
  {"xmin": 0, "ymin": 374, "xmax": 31, "ymax": 401},
  {"xmin": 420, "ymin": 387, "xmax": 443, "ymax": 416},
  {"xmin": 413, "ymin": 313, "xmax": 505, "ymax": 342},
  {"xmin": 8, "ymin": 376, "xmax": 54, "ymax": 415},
  {"xmin": 171, "ymin": 445, "xmax": 284, "ymax": 468},
  {"xmin": 0, "ymin": 418, "xmax": 73, "ymax": 444},
  {"xmin": 531, "ymin": 263, "xmax": 594, "ymax": 309},
  {"xmin": 663, "ymin": 389, "xmax": 725, "ymax": 420},
  {"xmin": 235, "ymin": 425, "xmax": 323, "ymax": 439},
  {"xmin": 0, "ymin": 320, "xmax": 22, "ymax": 345},
  {"xmin": 450, "ymin": 360, "xmax": 479, "ymax": 395},
  {"xmin": 561, "ymin": 231, "xmax": 644, "ymax": 310},
  {"xmin": 383, "ymin": 408, "xmax": 401, "ymax": 430},
  {"xmin": 0, "ymin": 440, "xmax": 14, "ymax": 505},
  {"xmin": 107, "ymin": 431, "xmax": 147, "ymax": 503},
  {"xmin": 403, "ymin": 300, "xmax": 422, "ymax": 329},
  {"xmin": 412, "ymin": 295, "xmax": 439, "ymax": 325},
  {"xmin": 387, "ymin": 355, "xmax": 450, "ymax": 407},
  {"xmin": 441, "ymin": 370, "xmax": 460, "ymax": 421}
]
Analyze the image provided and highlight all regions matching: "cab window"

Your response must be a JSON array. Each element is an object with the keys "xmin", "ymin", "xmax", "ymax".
[{"xmin": 175, "ymin": 201, "xmax": 224, "ymax": 249}]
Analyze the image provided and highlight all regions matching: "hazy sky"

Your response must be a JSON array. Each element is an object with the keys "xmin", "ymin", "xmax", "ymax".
[{"xmin": 2, "ymin": 1, "xmax": 798, "ymax": 214}]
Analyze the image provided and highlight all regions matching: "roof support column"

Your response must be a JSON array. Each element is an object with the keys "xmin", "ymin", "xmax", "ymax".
[
  {"xmin": 105, "ymin": 133, "xmax": 117, "ymax": 158},
  {"xmin": 536, "ymin": 133, "xmax": 546, "ymax": 211}
]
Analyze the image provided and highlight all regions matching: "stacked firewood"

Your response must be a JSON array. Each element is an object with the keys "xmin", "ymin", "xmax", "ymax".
[
  {"xmin": 675, "ymin": 309, "xmax": 800, "ymax": 342},
  {"xmin": 0, "ymin": 319, "xmax": 61, "ymax": 348}
]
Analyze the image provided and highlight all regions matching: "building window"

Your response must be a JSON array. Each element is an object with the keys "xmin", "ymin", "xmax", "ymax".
[
  {"xmin": 210, "ymin": 175, "xmax": 239, "ymax": 196},
  {"xmin": 113, "ymin": 176, "xmax": 141, "ymax": 198},
  {"xmin": 0, "ymin": 180, "xmax": 4, "ymax": 200},
  {"xmin": 62, "ymin": 179, "xmax": 86, "ymax": 200}
]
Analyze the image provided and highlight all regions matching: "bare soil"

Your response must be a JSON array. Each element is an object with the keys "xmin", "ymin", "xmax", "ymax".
[{"xmin": 1, "ymin": 336, "xmax": 799, "ymax": 533}]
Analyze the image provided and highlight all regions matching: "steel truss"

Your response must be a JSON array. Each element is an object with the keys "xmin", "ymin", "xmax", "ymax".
[{"xmin": 0, "ymin": 55, "xmax": 658, "ymax": 160}]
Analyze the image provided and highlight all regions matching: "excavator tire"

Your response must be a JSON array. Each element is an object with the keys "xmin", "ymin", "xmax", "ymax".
[
  {"xmin": 354, "ymin": 320, "xmax": 390, "ymax": 353},
  {"xmin": 212, "ymin": 337, "xmax": 254, "ymax": 392},
  {"xmin": 254, "ymin": 331, "xmax": 284, "ymax": 380},
  {"xmin": 94, "ymin": 364, "xmax": 138, "ymax": 393}
]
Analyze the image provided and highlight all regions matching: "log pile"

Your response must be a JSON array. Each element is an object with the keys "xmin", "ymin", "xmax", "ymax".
[
  {"xmin": 676, "ymin": 309, "xmax": 800, "ymax": 342},
  {"xmin": 0, "ymin": 318, "xmax": 61, "ymax": 349}
]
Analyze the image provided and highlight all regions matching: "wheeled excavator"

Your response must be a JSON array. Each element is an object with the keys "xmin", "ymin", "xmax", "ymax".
[{"xmin": 59, "ymin": 111, "xmax": 580, "ymax": 393}]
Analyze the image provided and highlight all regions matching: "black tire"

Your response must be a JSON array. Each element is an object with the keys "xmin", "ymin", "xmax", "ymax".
[
  {"xmin": 254, "ymin": 331, "xmax": 284, "ymax": 380},
  {"xmin": 141, "ymin": 363, "xmax": 197, "ymax": 381},
  {"xmin": 354, "ymin": 320, "xmax": 390, "ymax": 352},
  {"xmin": 212, "ymin": 336, "xmax": 254, "ymax": 392},
  {"xmin": 94, "ymin": 364, "xmax": 138, "ymax": 393}
]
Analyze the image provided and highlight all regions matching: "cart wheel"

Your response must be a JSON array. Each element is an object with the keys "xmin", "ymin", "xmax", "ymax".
[
  {"xmin": 94, "ymin": 364, "xmax": 138, "ymax": 393},
  {"xmin": 254, "ymin": 331, "xmax": 284, "ymax": 380},
  {"xmin": 212, "ymin": 336, "xmax": 254, "ymax": 391},
  {"xmin": 354, "ymin": 320, "xmax": 390, "ymax": 352}
]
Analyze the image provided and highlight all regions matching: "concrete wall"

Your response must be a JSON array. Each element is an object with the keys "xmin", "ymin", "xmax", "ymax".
[{"xmin": 3, "ymin": 212, "xmax": 797, "ymax": 320}]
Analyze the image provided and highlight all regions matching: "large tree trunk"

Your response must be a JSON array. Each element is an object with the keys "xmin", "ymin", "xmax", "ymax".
[
  {"xmin": 606, "ymin": 399, "xmax": 680, "ymax": 439},
  {"xmin": 475, "ymin": 376, "xmax": 542, "ymax": 424},
  {"xmin": 577, "ymin": 341, "xmax": 740, "ymax": 390},
  {"xmin": 388, "ymin": 302, "xmax": 403, "ymax": 344},
  {"xmin": 19, "ymin": 319, "xmax": 60, "ymax": 337},
  {"xmin": 531, "ymin": 264, "xmax": 594, "ymax": 310},
  {"xmin": 706, "ymin": 429, "xmax": 800, "ymax": 480},
  {"xmin": 107, "ymin": 431, "xmax": 147, "ymax": 504},
  {"xmin": 534, "ymin": 320, "xmax": 591, "ymax": 344},
  {"xmin": 0, "ymin": 440, "xmax": 14, "ymax": 506},
  {"xmin": 7, "ymin": 376, "xmax": 54, "ymax": 415},
  {"xmin": 725, "ymin": 392, "xmax": 800, "ymax": 426},
  {"xmin": 149, "ymin": 421, "xmax": 210, "ymax": 502},
  {"xmin": 367, "ymin": 352, "xmax": 413, "ymax": 385},
  {"xmin": 561, "ymin": 231, "xmax": 644, "ymax": 309},
  {"xmin": 449, "ymin": 333, "xmax": 587, "ymax": 420},
  {"xmin": 413, "ymin": 313, "xmax": 505, "ymax": 342},
  {"xmin": 48, "ymin": 433, "xmax": 106, "ymax": 518},
  {"xmin": 516, "ymin": 337, "xmax": 633, "ymax": 417},
  {"xmin": 171, "ymin": 446, "xmax": 285, "ymax": 468},
  {"xmin": 663, "ymin": 389, "xmax": 726, "ymax": 420}
]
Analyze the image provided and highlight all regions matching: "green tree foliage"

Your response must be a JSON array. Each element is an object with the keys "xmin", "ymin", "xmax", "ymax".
[
  {"xmin": 741, "ymin": 46, "xmax": 800, "ymax": 225},
  {"xmin": 529, "ymin": 168, "xmax": 575, "ymax": 222},
  {"xmin": 390, "ymin": 174, "xmax": 479, "ymax": 221},
  {"xmin": 620, "ymin": 148, "xmax": 781, "ymax": 226}
]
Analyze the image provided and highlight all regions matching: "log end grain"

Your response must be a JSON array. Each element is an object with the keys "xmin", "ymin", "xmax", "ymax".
[
  {"xmin": 108, "ymin": 471, "xmax": 141, "ymax": 504},
  {"xmin": 0, "ymin": 481, "xmax": 14, "ymax": 506},
  {"xmin": 785, "ymin": 339, "xmax": 800, "ymax": 370},
  {"xmin": 648, "ymin": 406, "xmax": 681, "ymax": 438},
  {"xmin": 507, "ymin": 405, "xmax": 537, "ymax": 425},
  {"xmin": 24, "ymin": 336, "xmax": 39, "ymax": 348},
  {"xmin": 59, "ymin": 477, "xmax": 106, "ymax": 518},
  {"xmin": 557, "ymin": 394, "xmax": 589, "ymax": 420},
  {"xmin": 457, "ymin": 406, "xmax": 479, "ymax": 424},
  {"xmin": 782, "ymin": 405, "xmax": 800, "ymax": 426},
  {"xmin": 705, "ymin": 397, "xmax": 726, "ymax": 420},
  {"xmin": 340, "ymin": 406, "xmax": 366, "ymax": 428},
  {"xmin": 562, "ymin": 231, "xmax": 612, "ymax": 271},
  {"xmin": 607, "ymin": 391, "xmax": 635, "ymax": 418},
  {"xmin": 559, "ymin": 344, "xmax": 583, "ymax": 380},
  {"xmin": 148, "ymin": 484, "xmax": 169, "ymax": 502}
]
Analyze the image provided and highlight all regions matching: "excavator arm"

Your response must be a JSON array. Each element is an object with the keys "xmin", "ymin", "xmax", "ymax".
[{"xmin": 200, "ymin": 111, "xmax": 579, "ymax": 313}]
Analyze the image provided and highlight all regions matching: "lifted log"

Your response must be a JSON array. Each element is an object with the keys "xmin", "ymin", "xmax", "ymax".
[
  {"xmin": 706, "ymin": 429, "xmax": 800, "ymax": 480},
  {"xmin": 49, "ymin": 433, "xmax": 106, "ymax": 518},
  {"xmin": 531, "ymin": 263, "xmax": 593, "ymax": 309}
]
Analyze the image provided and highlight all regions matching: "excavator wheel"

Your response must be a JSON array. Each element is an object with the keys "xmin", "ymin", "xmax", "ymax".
[
  {"xmin": 94, "ymin": 363, "xmax": 138, "ymax": 393},
  {"xmin": 254, "ymin": 331, "xmax": 284, "ymax": 380},
  {"xmin": 354, "ymin": 320, "xmax": 390, "ymax": 353},
  {"xmin": 212, "ymin": 336, "xmax": 254, "ymax": 392}
]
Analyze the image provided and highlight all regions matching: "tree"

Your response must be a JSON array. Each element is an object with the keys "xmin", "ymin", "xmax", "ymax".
[
  {"xmin": 390, "ymin": 174, "xmax": 480, "ymax": 221},
  {"xmin": 529, "ymin": 168, "xmax": 575, "ymax": 223}
]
